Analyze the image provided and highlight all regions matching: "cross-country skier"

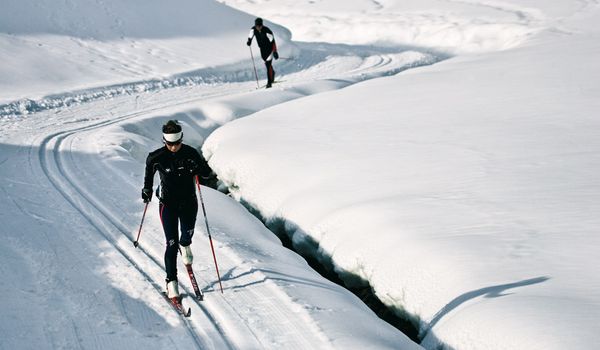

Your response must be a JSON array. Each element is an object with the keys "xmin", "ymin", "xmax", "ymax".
[
  {"xmin": 142, "ymin": 120, "xmax": 212, "ymax": 303},
  {"xmin": 247, "ymin": 17, "xmax": 279, "ymax": 88}
]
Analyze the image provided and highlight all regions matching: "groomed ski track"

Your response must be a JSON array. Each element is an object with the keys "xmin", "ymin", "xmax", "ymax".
[{"xmin": 16, "ymin": 45, "xmax": 441, "ymax": 349}]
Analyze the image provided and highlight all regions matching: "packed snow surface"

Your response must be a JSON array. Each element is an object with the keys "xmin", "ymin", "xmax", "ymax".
[{"xmin": 1, "ymin": 0, "xmax": 599, "ymax": 349}]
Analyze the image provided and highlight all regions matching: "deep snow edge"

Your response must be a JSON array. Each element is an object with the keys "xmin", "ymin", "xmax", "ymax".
[{"xmin": 234, "ymin": 199, "xmax": 427, "ymax": 343}]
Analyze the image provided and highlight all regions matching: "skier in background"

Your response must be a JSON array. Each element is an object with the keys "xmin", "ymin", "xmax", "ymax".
[
  {"xmin": 247, "ymin": 17, "xmax": 279, "ymax": 88},
  {"xmin": 142, "ymin": 120, "xmax": 212, "ymax": 302}
]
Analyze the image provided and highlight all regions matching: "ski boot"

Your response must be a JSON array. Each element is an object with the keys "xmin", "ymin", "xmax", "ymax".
[{"xmin": 182, "ymin": 245, "xmax": 193, "ymax": 265}]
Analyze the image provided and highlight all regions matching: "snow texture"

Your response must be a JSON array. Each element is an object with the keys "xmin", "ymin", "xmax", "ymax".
[{"xmin": 1, "ymin": 0, "xmax": 599, "ymax": 349}]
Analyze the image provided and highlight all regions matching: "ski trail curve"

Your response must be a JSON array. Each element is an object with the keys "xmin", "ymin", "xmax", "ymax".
[{"xmin": 19, "ymin": 44, "xmax": 440, "ymax": 348}]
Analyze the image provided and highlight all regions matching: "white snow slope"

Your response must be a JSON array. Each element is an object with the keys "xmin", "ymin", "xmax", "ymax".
[
  {"xmin": 206, "ymin": 0, "xmax": 600, "ymax": 349},
  {"xmin": 1, "ymin": 0, "xmax": 599, "ymax": 350}
]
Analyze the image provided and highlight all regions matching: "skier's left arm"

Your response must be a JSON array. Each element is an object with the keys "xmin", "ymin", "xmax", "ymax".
[{"xmin": 190, "ymin": 149, "xmax": 213, "ymax": 186}]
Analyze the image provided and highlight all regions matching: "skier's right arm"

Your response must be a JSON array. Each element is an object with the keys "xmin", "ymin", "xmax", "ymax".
[
  {"xmin": 142, "ymin": 153, "xmax": 157, "ymax": 202},
  {"xmin": 246, "ymin": 28, "xmax": 254, "ymax": 46}
]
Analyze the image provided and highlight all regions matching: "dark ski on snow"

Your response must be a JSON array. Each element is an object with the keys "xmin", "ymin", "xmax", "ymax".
[
  {"xmin": 185, "ymin": 264, "xmax": 204, "ymax": 301},
  {"xmin": 162, "ymin": 292, "xmax": 191, "ymax": 317}
]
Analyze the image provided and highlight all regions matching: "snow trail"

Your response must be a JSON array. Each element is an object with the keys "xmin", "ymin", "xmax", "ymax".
[
  {"xmin": 3, "ymin": 0, "xmax": 600, "ymax": 349},
  {"xmin": 0, "ymin": 42, "xmax": 436, "ymax": 348}
]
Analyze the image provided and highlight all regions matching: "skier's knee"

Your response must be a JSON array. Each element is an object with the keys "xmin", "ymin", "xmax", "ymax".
[{"xmin": 180, "ymin": 228, "xmax": 194, "ymax": 247}]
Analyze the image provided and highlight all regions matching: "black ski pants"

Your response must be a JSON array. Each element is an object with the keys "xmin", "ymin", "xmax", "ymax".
[
  {"xmin": 159, "ymin": 200, "xmax": 197, "ymax": 282},
  {"xmin": 265, "ymin": 59, "xmax": 275, "ymax": 85}
]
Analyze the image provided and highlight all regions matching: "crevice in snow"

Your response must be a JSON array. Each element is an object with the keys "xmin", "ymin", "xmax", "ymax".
[{"xmin": 229, "ymin": 195, "xmax": 426, "ymax": 344}]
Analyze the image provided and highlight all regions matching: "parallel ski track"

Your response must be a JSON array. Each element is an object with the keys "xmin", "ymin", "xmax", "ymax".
[
  {"xmin": 38, "ymin": 121, "xmax": 212, "ymax": 349},
  {"xmin": 37, "ymin": 110, "xmax": 321, "ymax": 349},
  {"xmin": 53, "ymin": 106, "xmax": 338, "ymax": 349},
  {"xmin": 59, "ymin": 123, "xmax": 334, "ymax": 349},
  {"xmin": 54, "ymin": 107, "xmax": 331, "ymax": 349},
  {"xmin": 33, "ymin": 91, "xmax": 258, "ymax": 348},
  {"xmin": 53, "ymin": 128, "xmax": 267, "ymax": 349}
]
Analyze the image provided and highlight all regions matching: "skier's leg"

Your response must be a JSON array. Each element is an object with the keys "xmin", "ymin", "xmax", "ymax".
[
  {"xmin": 159, "ymin": 203, "xmax": 180, "ymax": 282},
  {"xmin": 179, "ymin": 200, "xmax": 198, "ymax": 265},
  {"xmin": 270, "ymin": 60, "xmax": 275, "ymax": 83},
  {"xmin": 179, "ymin": 199, "xmax": 198, "ymax": 247},
  {"xmin": 265, "ymin": 59, "xmax": 274, "ymax": 87}
]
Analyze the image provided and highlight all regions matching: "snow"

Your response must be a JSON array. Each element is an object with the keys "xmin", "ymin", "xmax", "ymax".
[
  {"xmin": 0, "ymin": 0, "xmax": 290, "ymax": 105},
  {"xmin": 1, "ymin": 0, "xmax": 599, "ymax": 349},
  {"xmin": 220, "ymin": 0, "xmax": 546, "ymax": 53}
]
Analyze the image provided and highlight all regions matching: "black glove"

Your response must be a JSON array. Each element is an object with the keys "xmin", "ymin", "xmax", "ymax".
[
  {"xmin": 141, "ymin": 188, "xmax": 152, "ymax": 203},
  {"xmin": 273, "ymin": 51, "xmax": 279, "ymax": 60},
  {"xmin": 246, "ymin": 38, "xmax": 252, "ymax": 46}
]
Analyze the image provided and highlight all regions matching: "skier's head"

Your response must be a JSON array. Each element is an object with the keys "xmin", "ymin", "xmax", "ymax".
[
  {"xmin": 162, "ymin": 120, "xmax": 183, "ymax": 151},
  {"xmin": 254, "ymin": 17, "xmax": 263, "ymax": 28}
]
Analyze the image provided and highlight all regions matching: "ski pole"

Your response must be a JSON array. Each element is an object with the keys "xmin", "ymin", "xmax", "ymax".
[
  {"xmin": 196, "ymin": 176, "xmax": 224, "ymax": 293},
  {"xmin": 133, "ymin": 202, "xmax": 149, "ymax": 248},
  {"xmin": 249, "ymin": 46, "xmax": 260, "ymax": 89}
]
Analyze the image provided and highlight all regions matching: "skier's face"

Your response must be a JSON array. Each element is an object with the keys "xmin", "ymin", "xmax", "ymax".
[{"xmin": 165, "ymin": 140, "xmax": 182, "ymax": 153}]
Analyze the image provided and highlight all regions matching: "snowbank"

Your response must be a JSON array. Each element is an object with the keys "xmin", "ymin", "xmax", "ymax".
[{"xmin": 204, "ymin": 1, "xmax": 600, "ymax": 349}]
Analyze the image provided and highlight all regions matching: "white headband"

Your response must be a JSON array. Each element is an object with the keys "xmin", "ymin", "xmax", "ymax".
[{"xmin": 163, "ymin": 131, "xmax": 182, "ymax": 142}]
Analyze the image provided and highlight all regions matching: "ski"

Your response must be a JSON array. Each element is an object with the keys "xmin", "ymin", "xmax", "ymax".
[
  {"xmin": 185, "ymin": 264, "xmax": 204, "ymax": 301},
  {"xmin": 259, "ymin": 80, "xmax": 284, "ymax": 89},
  {"xmin": 162, "ymin": 292, "xmax": 192, "ymax": 317}
]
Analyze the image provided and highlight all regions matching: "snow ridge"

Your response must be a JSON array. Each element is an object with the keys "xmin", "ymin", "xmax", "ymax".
[{"xmin": 0, "ymin": 45, "xmax": 442, "ymax": 118}]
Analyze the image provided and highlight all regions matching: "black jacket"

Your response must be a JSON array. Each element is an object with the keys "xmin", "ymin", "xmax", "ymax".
[
  {"xmin": 249, "ymin": 25, "xmax": 277, "ymax": 61},
  {"xmin": 144, "ymin": 144, "xmax": 211, "ymax": 205}
]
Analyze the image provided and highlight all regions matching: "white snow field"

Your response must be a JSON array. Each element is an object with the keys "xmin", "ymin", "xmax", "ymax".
[
  {"xmin": 0, "ymin": 0, "xmax": 598, "ymax": 350},
  {"xmin": 205, "ymin": 0, "xmax": 600, "ymax": 349}
]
